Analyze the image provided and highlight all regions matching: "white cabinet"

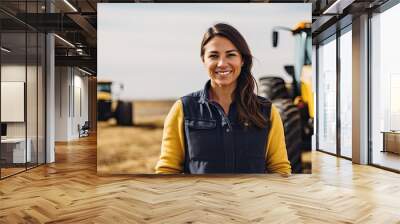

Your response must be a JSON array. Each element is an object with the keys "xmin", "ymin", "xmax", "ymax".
[{"xmin": 1, "ymin": 138, "xmax": 32, "ymax": 163}]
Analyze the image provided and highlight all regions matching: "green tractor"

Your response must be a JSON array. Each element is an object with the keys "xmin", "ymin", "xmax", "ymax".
[{"xmin": 260, "ymin": 22, "xmax": 313, "ymax": 173}]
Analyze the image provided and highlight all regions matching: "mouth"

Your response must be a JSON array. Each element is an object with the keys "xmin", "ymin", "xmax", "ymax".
[{"xmin": 215, "ymin": 70, "xmax": 232, "ymax": 76}]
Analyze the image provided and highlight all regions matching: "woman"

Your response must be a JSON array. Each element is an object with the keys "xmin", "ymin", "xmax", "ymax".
[{"xmin": 155, "ymin": 23, "xmax": 291, "ymax": 174}]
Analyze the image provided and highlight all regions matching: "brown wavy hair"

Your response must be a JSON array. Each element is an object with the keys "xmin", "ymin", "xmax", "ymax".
[{"xmin": 200, "ymin": 23, "xmax": 268, "ymax": 129}]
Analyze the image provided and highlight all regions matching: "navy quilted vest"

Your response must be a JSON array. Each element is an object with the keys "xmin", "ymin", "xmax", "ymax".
[{"xmin": 181, "ymin": 81, "xmax": 271, "ymax": 174}]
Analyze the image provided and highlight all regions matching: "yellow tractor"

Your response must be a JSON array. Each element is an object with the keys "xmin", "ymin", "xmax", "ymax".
[
  {"xmin": 97, "ymin": 80, "xmax": 133, "ymax": 125},
  {"xmin": 260, "ymin": 22, "xmax": 313, "ymax": 173}
]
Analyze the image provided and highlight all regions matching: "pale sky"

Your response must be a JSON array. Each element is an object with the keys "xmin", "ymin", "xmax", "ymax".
[{"xmin": 98, "ymin": 3, "xmax": 311, "ymax": 100}]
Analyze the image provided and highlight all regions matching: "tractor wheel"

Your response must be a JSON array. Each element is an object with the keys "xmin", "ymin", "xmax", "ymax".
[
  {"xmin": 259, "ymin": 77, "xmax": 290, "ymax": 100},
  {"xmin": 272, "ymin": 99, "xmax": 303, "ymax": 173},
  {"xmin": 97, "ymin": 100, "xmax": 113, "ymax": 121},
  {"xmin": 114, "ymin": 100, "xmax": 134, "ymax": 126}
]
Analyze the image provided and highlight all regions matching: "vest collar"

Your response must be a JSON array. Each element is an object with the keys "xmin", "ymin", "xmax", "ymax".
[
  {"xmin": 198, "ymin": 80, "xmax": 237, "ymax": 107},
  {"xmin": 198, "ymin": 80, "xmax": 212, "ymax": 104}
]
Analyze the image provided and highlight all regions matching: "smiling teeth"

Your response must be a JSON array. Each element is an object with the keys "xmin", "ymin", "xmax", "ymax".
[{"xmin": 217, "ymin": 71, "xmax": 231, "ymax": 75}]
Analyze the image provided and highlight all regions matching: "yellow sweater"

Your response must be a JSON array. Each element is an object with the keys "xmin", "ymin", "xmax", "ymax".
[{"xmin": 155, "ymin": 100, "xmax": 291, "ymax": 175}]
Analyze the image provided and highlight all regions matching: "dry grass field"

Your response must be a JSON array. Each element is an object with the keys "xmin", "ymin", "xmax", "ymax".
[{"xmin": 97, "ymin": 100, "xmax": 176, "ymax": 174}]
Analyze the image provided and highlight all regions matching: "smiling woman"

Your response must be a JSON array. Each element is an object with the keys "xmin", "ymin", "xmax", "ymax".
[{"xmin": 155, "ymin": 23, "xmax": 291, "ymax": 174}]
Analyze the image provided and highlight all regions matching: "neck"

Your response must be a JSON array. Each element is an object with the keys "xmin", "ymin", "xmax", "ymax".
[{"xmin": 209, "ymin": 81, "xmax": 237, "ymax": 106}]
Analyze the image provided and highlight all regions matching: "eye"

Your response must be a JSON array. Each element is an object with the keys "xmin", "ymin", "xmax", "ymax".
[
  {"xmin": 227, "ymin": 53, "xmax": 237, "ymax": 57},
  {"xmin": 208, "ymin": 54, "xmax": 218, "ymax": 59}
]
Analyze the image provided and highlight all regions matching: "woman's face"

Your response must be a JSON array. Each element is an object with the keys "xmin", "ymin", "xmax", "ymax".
[{"xmin": 202, "ymin": 36, "xmax": 243, "ymax": 88}]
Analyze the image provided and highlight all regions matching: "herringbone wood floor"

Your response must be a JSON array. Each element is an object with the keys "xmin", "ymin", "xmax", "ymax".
[{"xmin": 1, "ymin": 135, "xmax": 399, "ymax": 223}]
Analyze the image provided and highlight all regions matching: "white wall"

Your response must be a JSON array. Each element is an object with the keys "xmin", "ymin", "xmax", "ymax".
[
  {"xmin": 1, "ymin": 65, "xmax": 25, "ymax": 129},
  {"xmin": 1, "ymin": 64, "xmax": 46, "ymax": 163},
  {"xmin": 72, "ymin": 72, "xmax": 89, "ymax": 138},
  {"xmin": 55, "ymin": 66, "xmax": 69, "ymax": 141},
  {"xmin": 1, "ymin": 65, "xmax": 26, "ymax": 141},
  {"xmin": 55, "ymin": 67, "xmax": 89, "ymax": 141},
  {"xmin": 1, "ymin": 65, "xmax": 36, "ymax": 138}
]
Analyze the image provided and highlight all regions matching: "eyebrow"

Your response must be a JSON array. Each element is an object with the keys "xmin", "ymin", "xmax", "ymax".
[{"xmin": 207, "ymin": 50, "xmax": 240, "ymax": 54}]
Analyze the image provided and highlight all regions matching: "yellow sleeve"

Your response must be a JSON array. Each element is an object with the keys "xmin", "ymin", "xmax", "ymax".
[
  {"xmin": 265, "ymin": 104, "xmax": 292, "ymax": 175},
  {"xmin": 155, "ymin": 100, "xmax": 185, "ymax": 174}
]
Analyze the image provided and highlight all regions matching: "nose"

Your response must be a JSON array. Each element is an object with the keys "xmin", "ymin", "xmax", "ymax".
[{"xmin": 217, "ymin": 57, "xmax": 228, "ymax": 67}]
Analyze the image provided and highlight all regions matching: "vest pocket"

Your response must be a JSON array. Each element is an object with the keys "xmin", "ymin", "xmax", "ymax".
[
  {"xmin": 185, "ymin": 119, "xmax": 218, "ymax": 161},
  {"xmin": 186, "ymin": 120, "xmax": 216, "ymax": 129}
]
